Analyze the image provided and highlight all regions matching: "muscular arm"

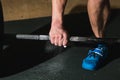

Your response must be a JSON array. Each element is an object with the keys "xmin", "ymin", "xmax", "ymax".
[
  {"xmin": 51, "ymin": 0, "xmax": 67, "ymax": 26},
  {"xmin": 49, "ymin": 0, "xmax": 68, "ymax": 47}
]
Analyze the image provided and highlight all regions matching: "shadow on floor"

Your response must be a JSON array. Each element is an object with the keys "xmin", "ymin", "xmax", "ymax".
[
  {"xmin": 0, "ymin": 39, "xmax": 65, "ymax": 77},
  {"xmin": 104, "ymin": 44, "xmax": 120, "ymax": 65}
]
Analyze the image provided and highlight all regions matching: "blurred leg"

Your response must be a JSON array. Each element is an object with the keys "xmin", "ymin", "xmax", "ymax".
[{"xmin": 87, "ymin": 0, "xmax": 110, "ymax": 38}]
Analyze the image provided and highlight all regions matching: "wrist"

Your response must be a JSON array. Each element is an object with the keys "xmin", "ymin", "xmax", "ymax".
[{"xmin": 51, "ymin": 18, "xmax": 63, "ymax": 28}]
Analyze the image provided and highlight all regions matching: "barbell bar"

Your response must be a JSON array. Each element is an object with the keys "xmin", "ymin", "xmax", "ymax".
[{"xmin": 4, "ymin": 34, "xmax": 120, "ymax": 44}]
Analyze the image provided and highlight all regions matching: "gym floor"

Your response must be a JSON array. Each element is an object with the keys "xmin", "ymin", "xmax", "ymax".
[{"xmin": 0, "ymin": 10, "xmax": 120, "ymax": 80}]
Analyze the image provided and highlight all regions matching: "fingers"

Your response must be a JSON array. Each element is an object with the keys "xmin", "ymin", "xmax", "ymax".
[
  {"xmin": 63, "ymin": 33, "xmax": 68, "ymax": 46},
  {"xmin": 49, "ymin": 33, "xmax": 68, "ymax": 47},
  {"xmin": 49, "ymin": 25, "xmax": 68, "ymax": 47}
]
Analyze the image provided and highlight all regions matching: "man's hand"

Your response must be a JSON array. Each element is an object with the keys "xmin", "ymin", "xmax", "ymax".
[
  {"xmin": 49, "ymin": 24, "xmax": 68, "ymax": 47},
  {"xmin": 50, "ymin": 0, "xmax": 68, "ymax": 47}
]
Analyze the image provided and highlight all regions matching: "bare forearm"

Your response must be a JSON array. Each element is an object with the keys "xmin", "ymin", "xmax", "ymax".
[
  {"xmin": 52, "ymin": 0, "xmax": 67, "ymax": 26},
  {"xmin": 49, "ymin": 0, "xmax": 68, "ymax": 46}
]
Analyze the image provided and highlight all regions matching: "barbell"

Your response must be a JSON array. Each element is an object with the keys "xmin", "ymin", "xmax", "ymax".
[
  {"xmin": 4, "ymin": 34, "xmax": 120, "ymax": 44},
  {"xmin": 1, "ymin": 33, "xmax": 119, "ymax": 54}
]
